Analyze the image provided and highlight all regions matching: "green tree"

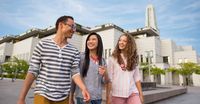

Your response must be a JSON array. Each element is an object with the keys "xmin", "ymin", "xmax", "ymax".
[
  {"xmin": 17, "ymin": 59, "xmax": 29, "ymax": 79},
  {"xmin": 0, "ymin": 65, "xmax": 3, "ymax": 79},
  {"xmin": 139, "ymin": 62, "xmax": 149, "ymax": 70},
  {"xmin": 1, "ymin": 56, "xmax": 29, "ymax": 80},
  {"xmin": 1, "ymin": 61, "xmax": 17, "ymax": 81},
  {"xmin": 167, "ymin": 67, "xmax": 180, "ymax": 85},
  {"xmin": 151, "ymin": 66, "xmax": 165, "ymax": 84},
  {"xmin": 167, "ymin": 67, "xmax": 179, "ymax": 73},
  {"xmin": 178, "ymin": 62, "xmax": 197, "ymax": 86},
  {"xmin": 194, "ymin": 65, "xmax": 200, "ymax": 75},
  {"xmin": 139, "ymin": 62, "xmax": 152, "ymax": 81}
]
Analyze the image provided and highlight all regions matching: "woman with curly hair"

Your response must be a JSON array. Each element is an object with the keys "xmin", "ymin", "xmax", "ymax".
[{"xmin": 107, "ymin": 33, "xmax": 144, "ymax": 104}]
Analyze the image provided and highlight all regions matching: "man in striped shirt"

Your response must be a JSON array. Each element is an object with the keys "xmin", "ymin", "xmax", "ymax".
[{"xmin": 17, "ymin": 16, "xmax": 90, "ymax": 104}]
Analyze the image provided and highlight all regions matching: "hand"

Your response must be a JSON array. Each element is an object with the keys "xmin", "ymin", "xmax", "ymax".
[
  {"xmin": 69, "ymin": 94, "xmax": 75, "ymax": 104},
  {"xmin": 81, "ymin": 89, "xmax": 90, "ymax": 102},
  {"xmin": 98, "ymin": 66, "xmax": 106, "ymax": 76},
  {"xmin": 17, "ymin": 99, "xmax": 25, "ymax": 104},
  {"xmin": 107, "ymin": 94, "xmax": 112, "ymax": 104},
  {"xmin": 139, "ymin": 94, "xmax": 144, "ymax": 104}
]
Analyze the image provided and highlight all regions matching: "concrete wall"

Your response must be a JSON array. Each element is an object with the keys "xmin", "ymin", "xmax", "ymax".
[
  {"xmin": 192, "ymin": 73, "xmax": 200, "ymax": 86},
  {"xmin": 166, "ymin": 72, "xmax": 173, "ymax": 85},
  {"xmin": 0, "ymin": 42, "xmax": 14, "ymax": 63},
  {"xmin": 40, "ymin": 33, "xmax": 83, "ymax": 51},
  {"xmin": 135, "ymin": 36, "xmax": 162, "ymax": 64},
  {"xmin": 161, "ymin": 39, "xmax": 176, "ymax": 65},
  {"xmin": 98, "ymin": 28, "xmax": 116, "ymax": 59},
  {"xmin": 69, "ymin": 33, "xmax": 83, "ymax": 51},
  {"xmin": 174, "ymin": 50, "xmax": 198, "ymax": 64},
  {"xmin": 41, "ymin": 34, "xmax": 55, "ymax": 40},
  {"xmin": 181, "ymin": 46, "xmax": 193, "ymax": 51},
  {"xmin": 12, "ymin": 37, "xmax": 39, "ymax": 62}
]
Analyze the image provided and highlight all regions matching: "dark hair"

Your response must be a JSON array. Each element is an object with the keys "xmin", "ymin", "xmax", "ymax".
[
  {"xmin": 55, "ymin": 15, "xmax": 74, "ymax": 31},
  {"xmin": 82, "ymin": 32, "xmax": 103, "ymax": 77},
  {"xmin": 112, "ymin": 33, "xmax": 138, "ymax": 71}
]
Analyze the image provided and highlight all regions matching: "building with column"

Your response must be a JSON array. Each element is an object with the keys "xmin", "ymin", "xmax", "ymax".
[{"xmin": 0, "ymin": 4, "xmax": 200, "ymax": 86}]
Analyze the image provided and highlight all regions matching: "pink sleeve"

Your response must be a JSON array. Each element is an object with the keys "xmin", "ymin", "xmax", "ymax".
[
  {"xmin": 133, "ymin": 66, "xmax": 141, "ymax": 82},
  {"xmin": 107, "ymin": 57, "xmax": 114, "ymax": 82}
]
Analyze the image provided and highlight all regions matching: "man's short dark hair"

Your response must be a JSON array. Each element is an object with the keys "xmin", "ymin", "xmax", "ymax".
[{"xmin": 55, "ymin": 16, "xmax": 74, "ymax": 31}]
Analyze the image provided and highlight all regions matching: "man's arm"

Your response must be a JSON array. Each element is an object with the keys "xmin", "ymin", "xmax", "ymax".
[
  {"xmin": 72, "ymin": 74, "xmax": 90, "ymax": 102},
  {"xmin": 69, "ymin": 80, "xmax": 76, "ymax": 104},
  {"xmin": 17, "ymin": 41, "xmax": 42, "ymax": 104},
  {"xmin": 17, "ymin": 73, "xmax": 35, "ymax": 104}
]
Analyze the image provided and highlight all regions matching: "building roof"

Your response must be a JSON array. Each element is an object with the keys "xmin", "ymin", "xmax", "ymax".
[
  {"xmin": 0, "ymin": 36, "xmax": 16, "ymax": 44},
  {"xmin": 128, "ymin": 27, "xmax": 159, "ymax": 37},
  {"xmin": 17, "ymin": 28, "xmax": 42, "ymax": 41},
  {"xmin": 0, "ymin": 23, "xmax": 161, "ymax": 44},
  {"xmin": 89, "ymin": 23, "xmax": 126, "ymax": 33},
  {"xmin": 0, "ymin": 23, "xmax": 91, "ymax": 43},
  {"xmin": 0, "ymin": 22, "xmax": 128, "ymax": 44}
]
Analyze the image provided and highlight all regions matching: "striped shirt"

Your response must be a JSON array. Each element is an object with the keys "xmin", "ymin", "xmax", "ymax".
[
  {"xmin": 28, "ymin": 38, "xmax": 80, "ymax": 101},
  {"xmin": 107, "ymin": 56, "xmax": 140, "ymax": 98}
]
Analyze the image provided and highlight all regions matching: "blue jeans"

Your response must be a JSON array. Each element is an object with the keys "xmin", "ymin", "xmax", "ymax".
[{"xmin": 76, "ymin": 97, "xmax": 102, "ymax": 104}]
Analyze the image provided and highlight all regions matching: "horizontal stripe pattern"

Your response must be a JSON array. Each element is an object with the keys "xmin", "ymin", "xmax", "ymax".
[{"xmin": 29, "ymin": 39, "xmax": 80, "ymax": 101}]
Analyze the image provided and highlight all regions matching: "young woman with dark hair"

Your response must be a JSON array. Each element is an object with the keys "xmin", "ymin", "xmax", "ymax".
[{"xmin": 70, "ymin": 32, "xmax": 109, "ymax": 104}]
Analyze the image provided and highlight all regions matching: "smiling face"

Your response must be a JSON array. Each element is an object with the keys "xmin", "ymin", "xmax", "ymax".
[
  {"xmin": 87, "ymin": 35, "xmax": 98, "ymax": 51},
  {"xmin": 118, "ymin": 35, "xmax": 128, "ymax": 51},
  {"xmin": 61, "ymin": 18, "xmax": 76, "ymax": 38}
]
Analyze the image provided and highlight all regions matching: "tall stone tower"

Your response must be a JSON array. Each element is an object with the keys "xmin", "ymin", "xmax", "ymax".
[{"xmin": 145, "ymin": 4, "xmax": 159, "ymax": 31}]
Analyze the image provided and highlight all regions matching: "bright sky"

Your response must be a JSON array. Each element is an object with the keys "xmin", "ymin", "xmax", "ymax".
[{"xmin": 0, "ymin": 0, "xmax": 200, "ymax": 54}]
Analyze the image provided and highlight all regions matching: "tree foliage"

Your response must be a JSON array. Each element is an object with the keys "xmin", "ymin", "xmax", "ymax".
[
  {"xmin": 178, "ymin": 62, "xmax": 197, "ymax": 76},
  {"xmin": 167, "ymin": 62, "xmax": 200, "ymax": 86},
  {"xmin": 1, "ymin": 56, "xmax": 29, "ymax": 79},
  {"xmin": 194, "ymin": 65, "xmax": 200, "ymax": 75},
  {"xmin": 167, "ymin": 67, "xmax": 178, "ymax": 73},
  {"xmin": 151, "ymin": 67, "xmax": 165, "ymax": 75},
  {"xmin": 139, "ymin": 62, "xmax": 149, "ymax": 70}
]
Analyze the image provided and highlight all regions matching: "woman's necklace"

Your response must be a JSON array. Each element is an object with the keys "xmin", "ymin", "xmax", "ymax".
[
  {"xmin": 120, "ymin": 63, "xmax": 126, "ymax": 71},
  {"xmin": 120, "ymin": 54, "xmax": 126, "ymax": 71},
  {"xmin": 90, "ymin": 55, "xmax": 99, "ymax": 65}
]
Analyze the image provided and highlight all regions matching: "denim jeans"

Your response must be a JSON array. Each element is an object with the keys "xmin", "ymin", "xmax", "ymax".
[{"xmin": 76, "ymin": 97, "xmax": 102, "ymax": 104}]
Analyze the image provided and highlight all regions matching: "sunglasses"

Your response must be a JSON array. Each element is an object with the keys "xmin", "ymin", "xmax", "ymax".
[{"xmin": 64, "ymin": 23, "xmax": 76, "ymax": 31}]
